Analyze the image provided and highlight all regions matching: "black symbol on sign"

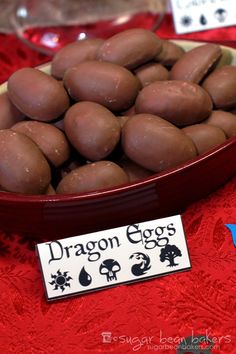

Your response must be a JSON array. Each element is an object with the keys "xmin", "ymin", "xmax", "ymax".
[
  {"xmin": 200, "ymin": 15, "xmax": 207, "ymax": 25},
  {"xmin": 160, "ymin": 244, "xmax": 182, "ymax": 267},
  {"xmin": 215, "ymin": 8, "xmax": 227, "ymax": 22},
  {"xmin": 78, "ymin": 266, "xmax": 92, "ymax": 287},
  {"xmin": 49, "ymin": 269, "xmax": 72, "ymax": 292},
  {"xmin": 129, "ymin": 252, "xmax": 151, "ymax": 276},
  {"xmin": 176, "ymin": 334, "xmax": 213, "ymax": 353},
  {"xmin": 180, "ymin": 15, "xmax": 192, "ymax": 27},
  {"xmin": 99, "ymin": 259, "xmax": 121, "ymax": 282}
]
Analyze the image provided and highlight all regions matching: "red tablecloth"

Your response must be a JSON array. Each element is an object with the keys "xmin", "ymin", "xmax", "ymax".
[{"xmin": 0, "ymin": 16, "xmax": 236, "ymax": 354}]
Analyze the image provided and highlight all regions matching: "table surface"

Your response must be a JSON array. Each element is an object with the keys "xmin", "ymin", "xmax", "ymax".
[{"xmin": 0, "ymin": 15, "xmax": 236, "ymax": 354}]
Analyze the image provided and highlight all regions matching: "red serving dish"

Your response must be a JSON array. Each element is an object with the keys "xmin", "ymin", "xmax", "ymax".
[{"xmin": 0, "ymin": 40, "xmax": 236, "ymax": 239}]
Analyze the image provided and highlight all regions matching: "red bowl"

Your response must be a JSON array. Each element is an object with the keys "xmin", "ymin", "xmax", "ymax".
[{"xmin": 1, "ymin": 40, "xmax": 236, "ymax": 239}]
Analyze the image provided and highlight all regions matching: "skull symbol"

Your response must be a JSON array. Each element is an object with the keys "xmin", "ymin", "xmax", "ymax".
[
  {"xmin": 99, "ymin": 259, "xmax": 121, "ymax": 282},
  {"xmin": 214, "ymin": 8, "xmax": 227, "ymax": 23}
]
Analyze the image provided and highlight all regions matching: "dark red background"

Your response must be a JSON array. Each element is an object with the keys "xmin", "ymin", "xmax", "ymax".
[{"xmin": 0, "ymin": 15, "xmax": 235, "ymax": 354}]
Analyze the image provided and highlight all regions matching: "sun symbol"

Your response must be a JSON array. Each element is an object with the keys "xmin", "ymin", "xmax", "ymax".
[
  {"xmin": 49, "ymin": 269, "xmax": 73, "ymax": 292},
  {"xmin": 180, "ymin": 15, "xmax": 192, "ymax": 27}
]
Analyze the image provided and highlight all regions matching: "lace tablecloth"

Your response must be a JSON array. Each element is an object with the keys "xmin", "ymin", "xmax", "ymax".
[{"xmin": 0, "ymin": 16, "xmax": 236, "ymax": 354}]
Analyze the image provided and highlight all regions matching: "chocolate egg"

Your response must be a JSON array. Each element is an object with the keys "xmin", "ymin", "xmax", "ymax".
[
  {"xmin": 0, "ymin": 129, "xmax": 51, "ymax": 194},
  {"xmin": 64, "ymin": 101, "xmax": 121, "ymax": 161},
  {"xmin": 7, "ymin": 68, "xmax": 70, "ymax": 121},
  {"xmin": 204, "ymin": 110, "xmax": 236, "ymax": 138},
  {"xmin": 202, "ymin": 65, "xmax": 236, "ymax": 109},
  {"xmin": 118, "ymin": 157, "xmax": 153, "ymax": 182},
  {"xmin": 135, "ymin": 80, "xmax": 213, "ymax": 126},
  {"xmin": 121, "ymin": 105, "xmax": 136, "ymax": 117},
  {"xmin": 64, "ymin": 61, "xmax": 140, "ymax": 111},
  {"xmin": 12, "ymin": 120, "xmax": 71, "ymax": 167},
  {"xmin": 0, "ymin": 92, "xmax": 25, "ymax": 129},
  {"xmin": 51, "ymin": 38, "xmax": 104, "ymax": 79},
  {"xmin": 155, "ymin": 40, "xmax": 185, "ymax": 67},
  {"xmin": 182, "ymin": 123, "xmax": 226, "ymax": 154},
  {"xmin": 56, "ymin": 161, "xmax": 129, "ymax": 194},
  {"xmin": 134, "ymin": 62, "xmax": 169, "ymax": 87},
  {"xmin": 118, "ymin": 116, "xmax": 130, "ymax": 129},
  {"xmin": 96, "ymin": 28, "xmax": 162, "ymax": 69},
  {"xmin": 122, "ymin": 114, "xmax": 197, "ymax": 172},
  {"xmin": 59, "ymin": 159, "xmax": 82, "ymax": 179},
  {"xmin": 46, "ymin": 184, "xmax": 56, "ymax": 195},
  {"xmin": 170, "ymin": 43, "xmax": 222, "ymax": 83},
  {"xmin": 53, "ymin": 117, "xmax": 65, "ymax": 131}
]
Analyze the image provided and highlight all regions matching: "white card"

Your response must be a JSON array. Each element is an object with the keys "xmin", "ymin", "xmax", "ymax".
[
  {"xmin": 170, "ymin": 0, "xmax": 236, "ymax": 34},
  {"xmin": 36, "ymin": 215, "xmax": 191, "ymax": 301}
]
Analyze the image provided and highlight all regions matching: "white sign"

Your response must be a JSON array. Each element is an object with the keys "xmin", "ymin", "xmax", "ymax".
[
  {"xmin": 170, "ymin": 0, "xmax": 236, "ymax": 34},
  {"xmin": 36, "ymin": 215, "xmax": 191, "ymax": 301}
]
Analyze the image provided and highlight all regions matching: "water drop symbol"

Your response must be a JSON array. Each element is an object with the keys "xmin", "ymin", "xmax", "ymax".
[
  {"xmin": 79, "ymin": 266, "xmax": 92, "ymax": 287},
  {"xmin": 200, "ymin": 15, "xmax": 207, "ymax": 25}
]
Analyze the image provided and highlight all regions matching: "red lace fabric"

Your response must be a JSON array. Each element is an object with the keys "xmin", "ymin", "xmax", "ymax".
[
  {"xmin": 0, "ymin": 34, "xmax": 51, "ymax": 83},
  {"xmin": 0, "ymin": 17, "xmax": 236, "ymax": 354}
]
